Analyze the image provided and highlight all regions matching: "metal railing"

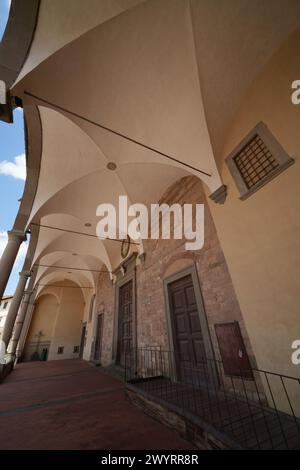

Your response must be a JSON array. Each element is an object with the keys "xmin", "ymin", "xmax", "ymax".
[{"xmin": 125, "ymin": 347, "xmax": 300, "ymax": 450}]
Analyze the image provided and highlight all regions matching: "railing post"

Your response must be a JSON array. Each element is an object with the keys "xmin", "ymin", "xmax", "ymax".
[
  {"xmin": 251, "ymin": 371, "xmax": 275, "ymax": 448},
  {"xmin": 264, "ymin": 372, "xmax": 289, "ymax": 449},
  {"xmin": 237, "ymin": 363, "xmax": 261, "ymax": 449},
  {"xmin": 280, "ymin": 376, "xmax": 300, "ymax": 435}
]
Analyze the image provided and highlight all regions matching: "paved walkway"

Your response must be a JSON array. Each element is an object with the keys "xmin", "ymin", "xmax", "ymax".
[{"xmin": 0, "ymin": 359, "xmax": 194, "ymax": 450}]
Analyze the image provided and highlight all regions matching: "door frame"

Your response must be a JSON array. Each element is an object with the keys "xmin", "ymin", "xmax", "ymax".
[
  {"xmin": 163, "ymin": 263, "xmax": 216, "ymax": 384},
  {"xmin": 112, "ymin": 266, "xmax": 137, "ymax": 366},
  {"xmin": 79, "ymin": 322, "xmax": 87, "ymax": 359}
]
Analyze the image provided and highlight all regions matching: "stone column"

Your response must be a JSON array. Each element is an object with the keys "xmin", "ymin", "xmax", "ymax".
[
  {"xmin": 15, "ymin": 305, "xmax": 35, "ymax": 361},
  {"xmin": 0, "ymin": 229, "xmax": 27, "ymax": 301},
  {"xmin": 7, "ymin": 289, "xmax": 33, "ymax": 359},
  {"xmin": 1, "ymin": 270, "xmax": 31, "ymax": 361}
]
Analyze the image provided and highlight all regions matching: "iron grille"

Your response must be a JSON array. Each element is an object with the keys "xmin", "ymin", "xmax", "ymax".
[{"xmin": 234, "ymin": 134, "xmax": 279, "ymax": 189}]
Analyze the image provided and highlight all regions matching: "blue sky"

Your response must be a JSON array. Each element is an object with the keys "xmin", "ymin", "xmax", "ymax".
[
  {"xmin": 0, "ymin": 0, "xmax": 27, "ymax": 296},
  {"xmin": 0, "ymin": 0, "xmax": 10, "ymax": 41}
]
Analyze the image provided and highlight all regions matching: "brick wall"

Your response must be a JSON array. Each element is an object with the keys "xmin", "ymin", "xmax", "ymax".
[
  {"xmin": 94, "ymin": 270, "xmax": 114, "ymax": 366},
  {"xmin": 136, "ymin": 176, "xmax": 255, "ymax": 364},
  {"xmin": 96, "ymin": 175, "xmax": 255, "ymax": 369}
]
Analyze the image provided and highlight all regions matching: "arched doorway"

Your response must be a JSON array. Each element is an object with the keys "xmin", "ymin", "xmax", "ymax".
[{"xmin": 22, "ymin": 293, "xmax": 57, "ymax": 362}]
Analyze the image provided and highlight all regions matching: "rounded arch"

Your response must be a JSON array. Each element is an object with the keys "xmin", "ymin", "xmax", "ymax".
[
  {"xmin": 0, "ymin": 0, "xmax": 40, "ymax": 89},
  {"xmin": 35, "ymin": 290, "xmax": 60, "ymax": 306},
  {"xmin": 162, "ymin": 255, "xmax": 196, "ymax": 280},
  {"xmin": 32, "ymin": 230, "xmax": 112, "ymax": 275},
  {"xmin": 26, "ymin": 105, "xmax": 109, "ymax": 221},
  {"xmin": 30, "ymin": 212, "xmax": 112, "ymax": 273},
  {"xmin": 35, "ymin": 271, "xmax": 94, "ymax": 303},
  {"xmin": 23, "ymin": 290, "xmax": 59, "ymax": 362},
  {"xmin": 13, "ymin": 1, "xmax": 224, "ymax": 192},
  {"xmin": 33, "ymin": 250, "xmax": 102, "ymax": 288},
  {"xmin": 25, "ymin": 105, "xmax": 198, "ymax": 235},
  {"xmin": 13, "ymin": 105, "xmax": 42, "ymax": 232},
  {"xmin": 14, "ymin": 0, "xmax": 145, "ymax": 84}
]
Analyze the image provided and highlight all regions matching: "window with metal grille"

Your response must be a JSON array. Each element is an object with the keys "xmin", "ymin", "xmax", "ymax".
[
  {"xmin": 234, "ymin": 134, "xmax": 279, "ymax": 189},
  {"xmin": 57, "ymin": 346, "xmax": 64, "ymax": 354},
  {"xmin": 226, "ymin": 122, "xmax": 294, "ymax": 200},
  {"xmin": 73, "ymin": 345, "xmax": 79, "ymax": 353}
]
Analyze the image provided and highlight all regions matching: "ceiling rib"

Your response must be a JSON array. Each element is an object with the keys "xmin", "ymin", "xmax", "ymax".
[{"xmin": 23, "ymin": 90, "xmax": 212, "ymax": 177}]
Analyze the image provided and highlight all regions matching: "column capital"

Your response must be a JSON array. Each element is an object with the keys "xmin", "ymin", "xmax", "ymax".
[
  {"xmin": 19, "ymin": 270, "xmax": 31, "ymax": 279},
  {"xmin": 22, "ymin": 289, "xmax": 32, "ymax": 301},
  {"xmin": 7, "ymin": 229, "xmax": 27, "ymax": 243},
  {"xmin": 24, "ymin": 289, "xmax": 36, "ymax": 304},
  {"xmin": 24, "ymin": 289, "xmax": 33, "ymax": 296}
]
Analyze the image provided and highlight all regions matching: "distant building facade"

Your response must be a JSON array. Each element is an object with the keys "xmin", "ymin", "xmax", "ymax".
[{"xmin": 0, "ymin": 296, "xmax": 12, "ymax": 340}]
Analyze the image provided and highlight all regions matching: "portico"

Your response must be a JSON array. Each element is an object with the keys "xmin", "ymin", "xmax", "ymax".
[{"xmin": 0, "ymin": 0, "xmax": 300, "ymax": 450}]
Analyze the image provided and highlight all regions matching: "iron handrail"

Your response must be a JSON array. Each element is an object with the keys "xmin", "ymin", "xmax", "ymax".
[{"xmin": 125, "ymin": 346, "xmax": 300, "ymax": 450}]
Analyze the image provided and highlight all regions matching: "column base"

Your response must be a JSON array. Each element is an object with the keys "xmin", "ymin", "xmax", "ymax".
[{"xmin": 0, "ymin": 361, "xmax": 14, "ymax": 383}]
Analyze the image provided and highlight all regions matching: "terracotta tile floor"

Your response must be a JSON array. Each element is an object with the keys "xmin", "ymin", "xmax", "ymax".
[{"xmin": 0, "ymin": 359, "xmax": 194, "ymax": 450}]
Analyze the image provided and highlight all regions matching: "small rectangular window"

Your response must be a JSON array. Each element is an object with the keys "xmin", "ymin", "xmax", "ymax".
[
  {"xmin": 226, "ymin": 122, "xmax": 294, "ymax": 200},
  {"xmin": 73, "ymin": 345, "xmax": 79, "ymax": 353},
  {"xmin": 57, "ymin": 346, "xmax": 64, "ymax": 354}
]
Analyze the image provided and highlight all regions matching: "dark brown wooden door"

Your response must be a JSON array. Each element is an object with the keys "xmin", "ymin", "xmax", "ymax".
[
  {"xmin": 94, "ymin": 314, "xmax": 104, "ymax": 362},
  {"xmin": 117, "ymin": 280, "xmax": 133, "ymax": 367},
  {"xmin": 168, "ymin": 274, "xmax": 208, "ymax": 384},
  {"xmin": 215, "ymin": 322, "xmax": 253, "ymax": 379},
  {"xmin": 79, "ymin": 323, "xmax": 86, "ymax": 359}
]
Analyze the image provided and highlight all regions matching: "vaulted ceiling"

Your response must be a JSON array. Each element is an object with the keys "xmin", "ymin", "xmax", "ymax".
[{"xmin": 5, "ymin": 0, "xmax": 300, "ymax": 298}]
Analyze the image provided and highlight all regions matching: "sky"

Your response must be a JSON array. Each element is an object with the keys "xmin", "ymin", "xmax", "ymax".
[
  {"xmin": 0, "ymin": 0, "xmax": 27, "ymax": 296},
  {"xmin": 0, "ymin": 0, "xmax": 10, "ymax": 41}
]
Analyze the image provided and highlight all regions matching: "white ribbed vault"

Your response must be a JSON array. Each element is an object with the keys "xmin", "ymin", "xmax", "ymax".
[{"xmin": 8, "ymin": 0, "xmax": 300, "ymax": 298}]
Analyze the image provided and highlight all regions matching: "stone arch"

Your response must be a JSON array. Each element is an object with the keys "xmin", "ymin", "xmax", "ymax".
[
  {"xmin": 22, "ymin": 292, "xmax": 58, "ymax": 362},
  {"xmin": 0, "ymin": 0, "xmax": 40, "ymax": 89}
]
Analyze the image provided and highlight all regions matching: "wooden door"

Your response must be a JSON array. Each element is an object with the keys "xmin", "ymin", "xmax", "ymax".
[
  {"xmin": 94, "ymin": 313, "xmax": 104, "ymax": 362},
  {"xmin": 79, "ymin": 323, "xmax": 86, "ymax": 359},
  {"xmin": 168, "ymin": 274, "xmax": 209, "ymax": 384},
  {"xmin": 117, "ymin": 280, "xmax": 133, "ymax": 367}
]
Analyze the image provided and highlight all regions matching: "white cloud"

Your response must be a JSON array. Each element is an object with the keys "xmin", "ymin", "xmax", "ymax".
[
  {"xmin": 0, "ymin": 231, "xmax": 28, "ymax": 266},
  {"xmin": 0, "ymin": 154, "xmax": 26, "ymax": 181}
]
